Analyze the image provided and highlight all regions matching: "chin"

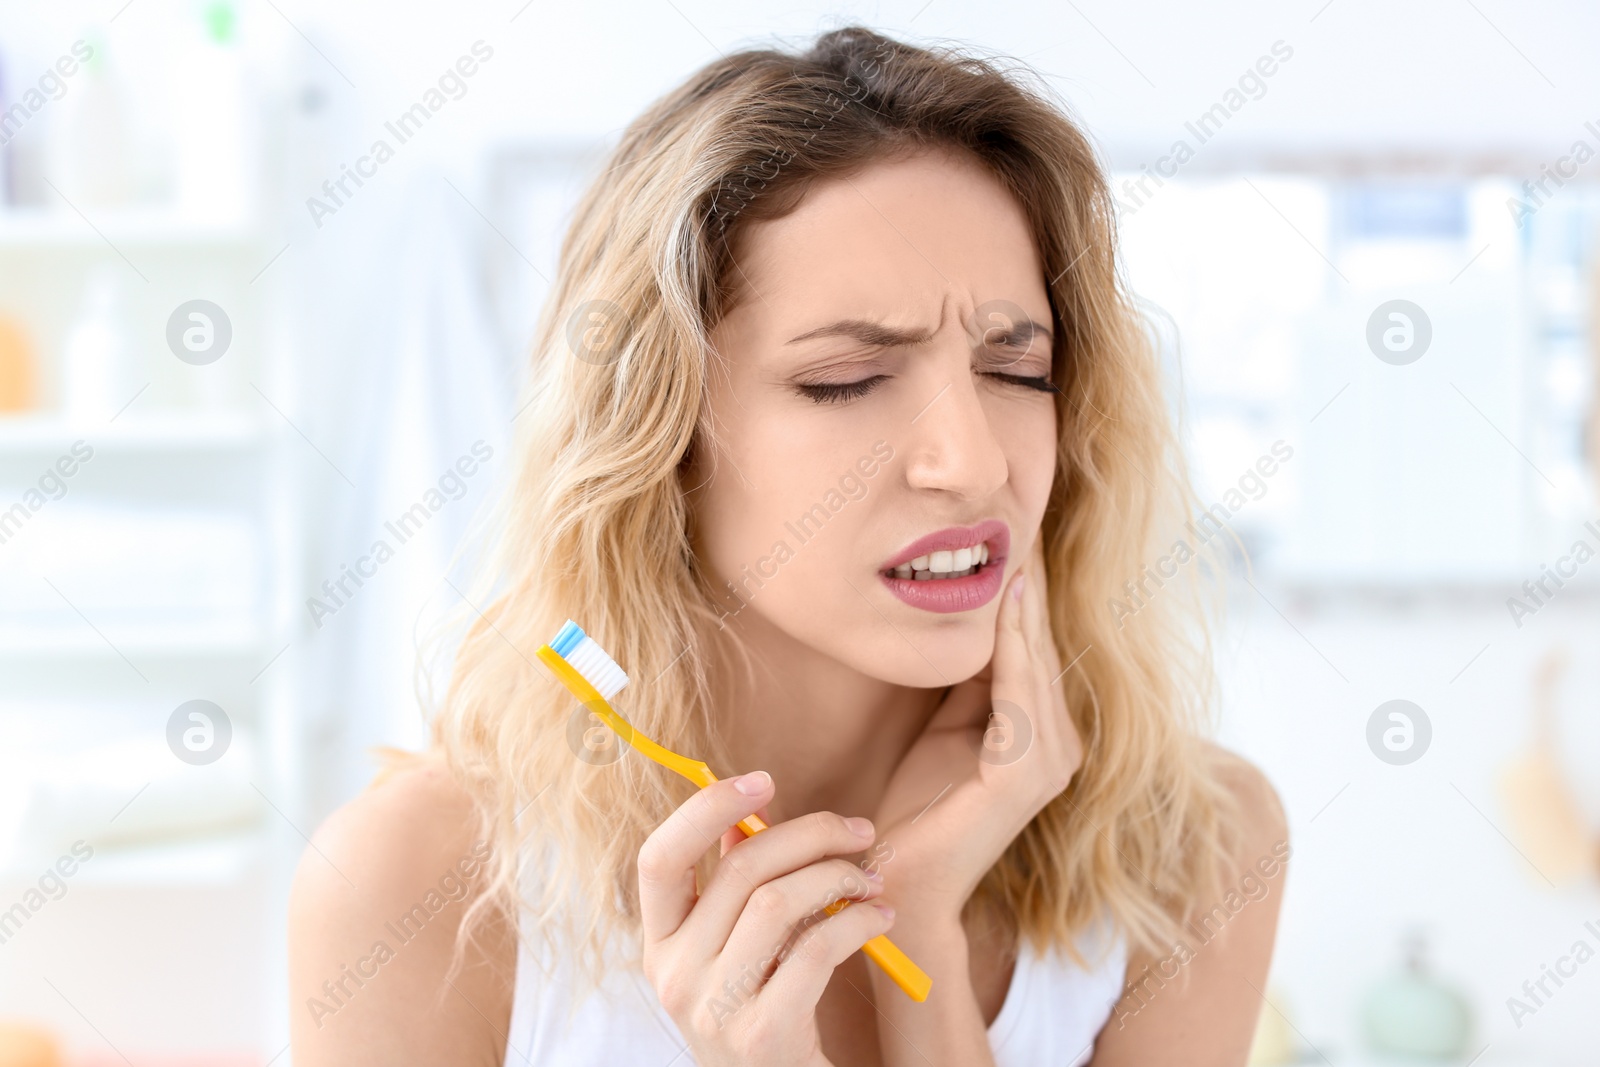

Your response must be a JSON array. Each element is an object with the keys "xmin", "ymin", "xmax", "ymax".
[{"xmin": 836, "ymin": 619, "xmax": 996, "ymax": 689}]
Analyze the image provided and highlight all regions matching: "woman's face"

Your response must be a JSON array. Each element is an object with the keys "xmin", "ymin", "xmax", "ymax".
[{"xmin": 691, "ymin": 148, "xmax": 1059, "ymax": 687}]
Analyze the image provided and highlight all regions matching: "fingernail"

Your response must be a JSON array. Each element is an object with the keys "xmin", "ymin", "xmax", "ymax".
[
  {"xmin": 845, "ymin": 816, "xmax": 874, "ymax": 839},
  {"xmin": 874, "ymin": 904, "xmax": 895, "ymax": 921},
  {"xmin": 864, "ymin": 865, "xmax": 883, "ymax": 882},
  {"xmin": 1011, "ymin": 573, "xmax": 1027, "ymax": 601},
  {"xmin": 734, "ymin": 771, "xmax": 771, "ymax": 795}
]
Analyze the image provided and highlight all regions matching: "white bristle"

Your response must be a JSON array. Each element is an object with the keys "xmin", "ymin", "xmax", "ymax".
[{"xmin": 567, "ymin": 634, "xmax": 630, "ymax": 700}]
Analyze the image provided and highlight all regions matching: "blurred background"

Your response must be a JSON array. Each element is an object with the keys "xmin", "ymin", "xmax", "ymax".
[{"xmin": 0, "ymin": 0, "xmax": 1596, "ymax": 1064}]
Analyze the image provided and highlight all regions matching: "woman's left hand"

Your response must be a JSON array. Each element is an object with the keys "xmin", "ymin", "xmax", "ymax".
[{"xmin": 868, "ymin": 537, "xmax": 1084, "ymax": 924}]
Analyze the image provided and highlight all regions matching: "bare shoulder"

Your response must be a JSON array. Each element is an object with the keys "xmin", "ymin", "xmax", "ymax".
[
  {"xmin": 1203, "ymin": 741, "xmax": 1290, "ymax": 860},
  {"xmin": 297, "ymin": 750, "xmax": 487, "ymax": 890},
  {"xmin": 1090, "ymin": 744, "xmax": 1289, "ymax": 1067},
  {"xmin": 288, "ymin": 751, "xmax": 515, "ymax": 1067}
]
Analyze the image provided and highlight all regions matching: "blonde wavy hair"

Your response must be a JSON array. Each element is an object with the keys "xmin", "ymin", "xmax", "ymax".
[{"xmin": 431, "ymin": 25, "xmax": 1241, "ymax": 991}]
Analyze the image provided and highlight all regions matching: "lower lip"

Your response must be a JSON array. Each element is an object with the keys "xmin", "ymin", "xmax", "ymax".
[{"xmin": 880, "ymin": 559, "xmax": 1007, "ymax": 614}]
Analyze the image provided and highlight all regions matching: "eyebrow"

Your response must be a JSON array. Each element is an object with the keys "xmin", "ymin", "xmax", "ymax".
[
  {"xmin": 974, "ymin": 316, "xmax": 1055, "ymax": 346},
  {"xmin": 785, "ymin": 316, "xmax": 1055, "ymax": 348},
  {"xmin": 785, "ymin": 319, "xmax": 936, "ymax": 348}
]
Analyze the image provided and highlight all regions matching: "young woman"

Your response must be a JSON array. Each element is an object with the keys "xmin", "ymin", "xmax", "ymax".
[{"xmin": 290, "ymin": 26, "xmax": 1287, "ymax": 1067}]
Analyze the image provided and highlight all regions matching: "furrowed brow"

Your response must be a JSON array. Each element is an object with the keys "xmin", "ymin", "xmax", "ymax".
[
  {"xmin": 976, "ymin": 317, "xmax": 1054, "ymax": 346},
  {"xmin": 785, "ymin": 319, "xmax": 936, "ymax": 348}
]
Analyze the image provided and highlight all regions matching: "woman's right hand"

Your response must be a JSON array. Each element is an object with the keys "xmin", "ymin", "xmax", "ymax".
[{"xmin": 638, "ymin": 770, "xmax": 896, "ymax": 1067}]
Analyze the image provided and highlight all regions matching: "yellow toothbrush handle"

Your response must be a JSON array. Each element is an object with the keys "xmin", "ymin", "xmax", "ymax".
[
  {"xmin": 861, "ymin": 935, "xmax": 933, "ymax": 1003},
  {"xmin": 537, "ymin": 645, "xmax": 930, "ymax": 1000},
  {"xmin": 734, "ymin": 811, "xmax": 769, "ymax": 837}
]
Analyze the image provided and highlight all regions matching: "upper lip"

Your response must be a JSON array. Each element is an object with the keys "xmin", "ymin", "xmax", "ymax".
[{"xmin": 882, "ymin": 520, "xmax": 1011, "ymax": 572}]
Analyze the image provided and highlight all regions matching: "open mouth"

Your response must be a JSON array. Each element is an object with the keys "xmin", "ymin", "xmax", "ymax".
[
  {"xmin": 881, "ymin": 519, "xmax": 1008, "ymax": 579},
  {"xmin": 884, "ymin": 541, "xmax": 993, "ymax": 581},
  {"xmin": 879, "ymin": 520, "xmax": 1009, "ymax": 614}
]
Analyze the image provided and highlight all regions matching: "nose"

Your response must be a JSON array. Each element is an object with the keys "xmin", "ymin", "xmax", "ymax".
[{"xmin": 901, "ymin": 343, "xmax": 1009, "ymax": 501}]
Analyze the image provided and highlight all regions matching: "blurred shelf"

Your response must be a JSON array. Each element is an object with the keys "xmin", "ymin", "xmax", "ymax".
[
  {"xmin": 0, "ymin": 413, "xmax": 263, "ymax": 453},
  {"xmin": 82, "ymin": 830, "xmax": 268, "ymax": 886},
  {"xmin": 0, "ymin": 209, "xmax": 266, "ymax": 249},
  {"xmin": 1242, "ymin": 572, "xmax": 1600, "ymax": 607},
  {"xmin": 0, "ymin": 829, "xmax": 270, "ymax": 888},
  {"xmin": 0, "ymin": 621, "xmax": 266, "ymax": 659},
  {"xmin": 1311, "ymin": 1056, "xmax": 1550, "ymax": 1067}
]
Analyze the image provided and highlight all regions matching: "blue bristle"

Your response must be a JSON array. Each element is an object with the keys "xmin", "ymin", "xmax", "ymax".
[{"xmin": 550, "ymin": 620, "xmax": 584, "ymax": 657}]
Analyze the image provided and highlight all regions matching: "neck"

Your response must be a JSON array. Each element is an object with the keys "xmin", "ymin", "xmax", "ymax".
[{"xmin": 711, "ymin": 608, "xmax": 943, "ymax": 822}]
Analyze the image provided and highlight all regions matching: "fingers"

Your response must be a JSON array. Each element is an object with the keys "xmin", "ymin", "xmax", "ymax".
[
  {"xmin": 760, "ymin": 899, "xmax": 896, "ymax": 1010},
  {"xmin": 639, "ymin": 771, "xmax": 773, "ymax": 944},
  {"xmin": 1014, "ymin": 541, "xmax": 1079, "ymax": 792},
  {"xmin": 642, "ymin": 786, "xmax": 887, "ymax": 1051},
  {"xmin": 1024, "ymin": 538, "xmax": 1062, "ymax": 678},
  {"xmin": 717, "ymin": 854, "xmax": 880, "ymax": 971},
  {"xmin": 988, "ymin": 567, "xmax": 1034, "ymax": 724},
  {"xmin": 718, "ymin": 803, "xmax": 773, "ymax": 857},
  {"xmin": 988, "ymin": 544, "xmax": 1068, "ymax": 781},
  {"xmin": 693, "ymin": 811, "xmax": 876, "ymax": 947}
]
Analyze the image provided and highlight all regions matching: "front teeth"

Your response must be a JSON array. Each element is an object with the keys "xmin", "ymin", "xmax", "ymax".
[{"xmin": 892, "ymin": 542, "xmax": 990, "ymax": 580}]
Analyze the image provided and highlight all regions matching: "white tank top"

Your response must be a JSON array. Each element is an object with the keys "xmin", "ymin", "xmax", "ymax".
[{"xmin": 504, "ymin": 912, "xmax": 1128, "ymax": 1065}]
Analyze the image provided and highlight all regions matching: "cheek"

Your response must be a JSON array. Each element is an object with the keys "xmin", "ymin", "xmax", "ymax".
[
  {"xmin": 699, "ymin": 472, "xmax": 811, "ymax": 599},
  {"xmin": 688, "ymin": 385, "xmax": 819, "ymax": 585},
  {"xmin": 998, "ymin": 399, "xmax": 1058, "ymax": 513},
  {"xmin": 692, "ymin": 399, "xmax": 867, "ymax": 606},
  {"xmin": 721, "ymin": 472, "xmax": 908, "ymax": 676},
  {"xmin": 692, "ymin": 409, "xmax": 894, "ymax": 662}
]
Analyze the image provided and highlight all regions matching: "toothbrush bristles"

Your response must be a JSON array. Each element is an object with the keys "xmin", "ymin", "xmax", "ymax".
[{"xmin": 549, "ymin": 621, "xmax": 630, "ymax": 700}]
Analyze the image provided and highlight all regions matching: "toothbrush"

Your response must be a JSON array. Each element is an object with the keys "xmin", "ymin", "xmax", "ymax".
[{"xmin": 537, "ymin": 620, "xmax": 933, "ymax": 1002}]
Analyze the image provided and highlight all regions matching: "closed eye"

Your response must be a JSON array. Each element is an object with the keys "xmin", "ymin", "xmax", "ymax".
[
  {"xmin": 983, "ymin": 371, "xmax": 1058, "ymax": 394},
  {"xmin": 794, "ymin": 375, "xmax": 889, "ymax": 405},
  {"xmin": 797, "ymin": 371, "xmax": 1056, "ymax": 404}
]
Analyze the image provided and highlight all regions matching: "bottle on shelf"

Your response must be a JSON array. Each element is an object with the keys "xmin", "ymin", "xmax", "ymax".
[
  {"xmin": 1361, "ymin": 927, "xmax": 1473, "ymax": 1059},
  {"xmin": 0, "ymin": 311, "xmax": 35, "ymax": 412},
  {"xmin": 44, "ymin": 33, "xmax": 133, "ymax": 210},
  {"xmin": 60, "ymin": 264, "xmax": 132, "ymax": 422}
]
